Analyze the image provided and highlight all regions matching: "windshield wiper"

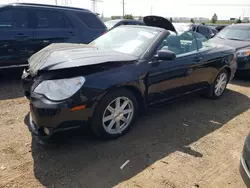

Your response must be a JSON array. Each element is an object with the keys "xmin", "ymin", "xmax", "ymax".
[
  {"xmin": 226, "ymin": 37, "xmax": 244, "ymax": 41},
  {"xmin": 217, "ymin": 36, "xmax": 225, "ymax": 39}
]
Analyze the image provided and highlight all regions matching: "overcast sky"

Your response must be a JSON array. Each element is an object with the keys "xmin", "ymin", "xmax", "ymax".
[{"xmin": 1, "ymin": 0, "xmax": 250, "ymax": 19}]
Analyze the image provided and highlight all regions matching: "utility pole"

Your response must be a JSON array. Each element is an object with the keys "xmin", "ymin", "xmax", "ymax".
[
  {"xmin": 61, "ymin": 0, "xmax": 72, "ymax": 6},
  {"xmin": 122, "ymin": 0, "xmax": 125, "ymax": 18},
  {"xmin": 55, "ymin": 0, "xmax": 57, "ymax": 5},
  {"xmin": 90, "ymin": 0, "xmax": 103, "ymax": 13},
  {"xmin": 150, "ymin": 5, "xmax": 153, "ymax": 15}
]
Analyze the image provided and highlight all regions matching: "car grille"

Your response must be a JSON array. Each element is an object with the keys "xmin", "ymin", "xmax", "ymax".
[{"xmin": 33, "ymin": 108, "xmax": 59, "ymax": 117}]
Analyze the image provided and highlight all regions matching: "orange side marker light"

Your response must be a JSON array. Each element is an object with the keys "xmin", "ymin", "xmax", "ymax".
[{"xmin": 71, "ymin": 105, "xmax": 86, "ymax": 112}]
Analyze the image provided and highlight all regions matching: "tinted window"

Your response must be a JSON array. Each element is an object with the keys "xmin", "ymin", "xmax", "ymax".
[
  {"xmin": 77, "ymin": 13, "xmax": 104, "ymax": 29},
  {"xmin": 36, "ymin": 10, "xmax": 71, "ymax": 29},
  {"xmin": 124, "ymin": 21, "xmax": 135, "ymax": 25},
  {"xmin": 123, "ymin": 21, "xmax": 130, "ymax": 25},
  {"xmin": 197, "ymin": 26, "xmax": 207, "ymax": 35},
  {"xmin": 0, "ymin": 9, "xmax": 28, "ymax": 29}
]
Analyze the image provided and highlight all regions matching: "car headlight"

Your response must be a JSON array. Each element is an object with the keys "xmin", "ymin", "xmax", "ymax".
[
  {"xmin": 34, "ymin": 77, "xmax": 85, "ymax": 101},
  {"xmin": 237, "ymin": 49, "xmax": 250, "ymax": 57}
]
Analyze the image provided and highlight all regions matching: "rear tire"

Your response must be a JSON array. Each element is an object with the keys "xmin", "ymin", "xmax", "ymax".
[
  {"xmin": 206, "ymin": 69, "xmax": 228, "ymax": 99},
  {"xmin": 91, "ymin": 89, "xmax": 138, "ymax": 139}
]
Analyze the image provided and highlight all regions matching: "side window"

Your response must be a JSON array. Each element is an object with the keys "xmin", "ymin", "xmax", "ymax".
[
  {"xmin": 158, "ymin": 31, "xmax": 198, "ymax": 56},
  {"xmin": 123, "ymin": 21, "xmax": 130, "ymax": 25},
  {"xmin": 0, "ymin": 9, "xmax": 28, "ymax": 29},
  {"xmin": 197, "ymin": 25, "xmax": 208, "ymax": 38},
  {"xmin": 76, "ymin": 13, "xmax": 105, "ymax": 29},
  {"xmin": 36, "ymin": 10, "xmax": 71, "ymax": 29}
]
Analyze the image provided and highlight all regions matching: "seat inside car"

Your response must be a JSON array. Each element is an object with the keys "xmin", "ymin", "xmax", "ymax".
[{"xmin": 163, "ymin": 35, "xmax": 181, "ymax": 55}]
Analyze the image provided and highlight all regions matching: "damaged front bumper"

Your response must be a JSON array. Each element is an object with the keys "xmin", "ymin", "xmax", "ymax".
[{"xmin": 28, "ymin": 100, "xmax": 94, "ymax": 141}]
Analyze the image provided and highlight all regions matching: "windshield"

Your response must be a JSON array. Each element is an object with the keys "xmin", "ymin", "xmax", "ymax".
[
  {"xmin": 90, "ymin": 26, "xmax": 160, "ymax": 57},
  {"xmin": 104, "ymin": 20, "xmax": 120, "ymax": 29},
  {"xmin": 217, "ymin": 27, "xmax": 250, "ymax": 41}
]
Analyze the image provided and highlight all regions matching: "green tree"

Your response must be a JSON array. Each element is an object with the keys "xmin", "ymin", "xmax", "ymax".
[
  {"xmin": 211, "ymin": 13, "xmax": 218, "ymax": 23},
  {"xmin": 169, "ymin": 17, "xmax": 173, "ymax": 23},
  {"xmin": 236, "ymin": 17, "xmax": 242, "ymax": 23},
  {"xmin": 190, "ymin": 18, "xmax": 195, "ymax": 23},
  {"xmin": 124, "ymin": 14, "xmax": 134, "ymax": 19},
  {"xmin": 111, "ymin": 16, "xmax": 120, "ymax": 20}
]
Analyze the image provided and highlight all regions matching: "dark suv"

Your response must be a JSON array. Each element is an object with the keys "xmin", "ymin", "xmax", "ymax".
[{"xmin": 0, "ymin": 3, "xmax": 107, "ymax": 70}]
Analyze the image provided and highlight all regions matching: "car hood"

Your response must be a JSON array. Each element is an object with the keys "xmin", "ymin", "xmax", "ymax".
[
  {"xmin": 28, "ymin": 43, "xmax": 137, "ymax": 76},
  {"xmin": 210, "ymin": 37, "xmax": 250, "ymax": 50},
  {"xmin": 143, "ymin": 16, "xmax": 176, "ymax": 33}
]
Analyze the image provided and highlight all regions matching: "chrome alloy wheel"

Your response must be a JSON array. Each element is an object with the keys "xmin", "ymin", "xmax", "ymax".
[
  {"xmin": 102, "ymin": 97, "xmax": 134, "ymax": 134},
  {"xmin": 214, "ymin": 72, "xmax": 228, "ymax": 96}
]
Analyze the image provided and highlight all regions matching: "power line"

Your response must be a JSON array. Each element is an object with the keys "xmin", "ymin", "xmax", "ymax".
[
  {"xmin": 61, "ymin": 0, "xmax": 72, "ymax": 6},
  {"xmin": 90, "ymin": 0, "xmax": 103, "ymax": 13},
  {"xmin": 190, "ymin": 3, "xmax": 250, "ymax": 7}
]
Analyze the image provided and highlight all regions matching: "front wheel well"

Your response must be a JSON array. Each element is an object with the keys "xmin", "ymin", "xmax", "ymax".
[
  {"xmin": 224, "ymin": 67, "xmax": 231, "ymax": 81},
  {"xmin": 106, "ymin": 85, "xmax": 146, "ymax": 111}
]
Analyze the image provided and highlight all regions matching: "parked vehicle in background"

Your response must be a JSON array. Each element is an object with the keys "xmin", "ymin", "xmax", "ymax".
[
  {"xmin": 240, "ymin": 132, "xmax": 250, "ymax": 187},
  {"xmin": 22, "ymin": 16, "xmax": 236, "ymax": 143},
  {"xmin": 104, "ymin": 19, "xmax": 145, "ymax": 30},
  {"xmin": 207, "ymin": 24, "xmax": 228, "ymax": 32},
  {"xmin": 172, "ymin": 23, "xmax": 217, "ymax": 40},
  {"xmin": 210, "ymin": 24, "xmax": 250, "ymax": 76},
  {"xmin": 0, "ymin": 3, "xmax": 107, "ymax": 70},
  {"xmin": 190, "ymin": 23, "xmax": 218, "ymax": 39}
]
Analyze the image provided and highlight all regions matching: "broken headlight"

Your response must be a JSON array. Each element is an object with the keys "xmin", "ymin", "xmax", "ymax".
[{"xmin": 34, "ymin": 77, "xmax": 85, "ymax": 101}]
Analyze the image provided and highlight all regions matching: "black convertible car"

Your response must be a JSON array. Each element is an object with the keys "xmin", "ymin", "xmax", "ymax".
[{"xmin": 22, "ymin": 16, "xmax": 237, "ymax": 142}]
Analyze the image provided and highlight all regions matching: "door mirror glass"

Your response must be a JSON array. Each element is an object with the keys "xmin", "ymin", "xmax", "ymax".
[
  {"xmin": 211, "ymin": 32, "xmax": 216, "ymax": 38},
  {"xmin": 157, "ymin": 50, "xmax": 176, "ymax": 60}
]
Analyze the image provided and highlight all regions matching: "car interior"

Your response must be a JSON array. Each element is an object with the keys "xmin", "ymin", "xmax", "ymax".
[{"xmin": 159, "ymin": 32, "xmax": 203, "ymax": 56}]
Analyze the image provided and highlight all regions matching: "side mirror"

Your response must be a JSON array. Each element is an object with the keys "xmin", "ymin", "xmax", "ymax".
[
  {"xmin": 156, "ymin": 50, "xmax": 176, "ymax": 61},
  {"xmin": 210, "ymin": 33, "xmax": 216, "ymax": 38}
]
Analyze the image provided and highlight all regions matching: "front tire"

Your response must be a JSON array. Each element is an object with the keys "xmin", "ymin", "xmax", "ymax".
[
  {"xmin": 207, "ymin": 69, "xmax": 228, "ymax": 99},
  {"xmin": 91, "ymin": 89, "xmax": 138, "ymax": 139}
]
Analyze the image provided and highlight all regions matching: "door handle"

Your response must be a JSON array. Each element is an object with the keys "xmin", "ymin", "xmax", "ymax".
[
  {"xmin": 43, "ymin": 40, "xmax": 50, "ymax": 43},
  {"xmin": 194, "ymin": 56, "xmax": 203, "ymax": 62},
  {"xmin": 186, "ymin": 68, "xmax": 194, "ymax": 76},
  {"xmin": 15, "ymin": 34, "xmax": 29, "ymax": 39},
  {"xmin": 68, "ymin": 32, "xmax": 76, "ymax": 36}
]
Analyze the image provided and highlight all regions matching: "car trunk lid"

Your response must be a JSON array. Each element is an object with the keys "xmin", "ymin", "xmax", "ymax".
[{"xmin": 143, "ymin": 16, "xmax": 177, "ymax": 33}]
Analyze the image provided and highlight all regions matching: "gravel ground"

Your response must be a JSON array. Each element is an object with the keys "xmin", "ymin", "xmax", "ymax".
[{"xmin": 0, "ymin": 70, "xmax": 249, "ymax": 188}]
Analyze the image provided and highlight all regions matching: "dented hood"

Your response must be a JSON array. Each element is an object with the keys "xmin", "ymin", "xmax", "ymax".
[
  {"xmin": 28, "ymin": 43, "xmax": 137, "ymax": 75},
  {"xmin": 143, "ymin": 16, "xmax": 176, "ymax": 33}
]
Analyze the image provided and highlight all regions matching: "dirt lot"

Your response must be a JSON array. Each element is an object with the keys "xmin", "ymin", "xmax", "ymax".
[{"xmin": 0, "ymin": 69, "xmax": 249, "ymax": 188}]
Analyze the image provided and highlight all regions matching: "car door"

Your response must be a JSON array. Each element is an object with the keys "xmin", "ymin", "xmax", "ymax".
[
  {"xmin": 147, "ymin": 31, "xmax": 205, "ymax": 104},
  {"xmin": 32, "ymin": 8, "xmax": 76, "ymax": 53},
  {"xmin": 0, "ymin": 7, "xmax": 34, "ymax": 68}
]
